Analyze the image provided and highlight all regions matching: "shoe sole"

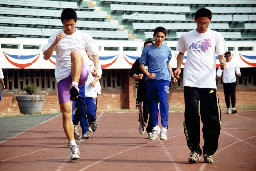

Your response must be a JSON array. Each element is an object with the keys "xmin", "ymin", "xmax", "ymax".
[
  {"xmin": 149, "ymin": 136, "xmax": 158, "ymax": 140},
  {"xmin": 160, "ymin": 137, "xmax": 167, "ymax": 140},
  {"xmin": 70, "ymin": 86, "xmax": 79, "ymax": 101},
  {"xmin": 71, "ymin": 156, "xmax": 80, "ymax": 160},
  {"xmin": 188, "ymin": 159, "xmax": 199, "ymax": 163}
]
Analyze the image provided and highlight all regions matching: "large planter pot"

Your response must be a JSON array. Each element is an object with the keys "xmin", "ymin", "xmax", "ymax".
[{"xmin": 16, "ymin": 95, "xmax": 45, "ymax": 114}]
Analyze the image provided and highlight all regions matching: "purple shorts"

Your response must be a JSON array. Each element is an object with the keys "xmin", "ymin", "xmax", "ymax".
[{"xmin": 57, "ymin": 62, "xmax": 88, "ymax": 104}]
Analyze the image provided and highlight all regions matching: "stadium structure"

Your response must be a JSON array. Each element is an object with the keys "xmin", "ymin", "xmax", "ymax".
[{"xmin": 0, "ymin": 0, "xmax": 255, "ymax": 115}]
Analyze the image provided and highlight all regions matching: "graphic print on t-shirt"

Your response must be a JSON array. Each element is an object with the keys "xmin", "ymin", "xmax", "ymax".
[{"xmin": 189, "ymin": 39, "xmax": 212, "ymax": 52}]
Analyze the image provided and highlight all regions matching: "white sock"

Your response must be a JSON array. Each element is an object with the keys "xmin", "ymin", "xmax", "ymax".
[
  {"xmin": 232, "ymin": 108, "xmax": 235, "ymax": 110},
  {"xmin": 69, "ymin": 140, "xmax": 77, "ymax": 147},
  {"xmin": 72, "ymin": 82, "xmax": 78, "ymax": 87}
]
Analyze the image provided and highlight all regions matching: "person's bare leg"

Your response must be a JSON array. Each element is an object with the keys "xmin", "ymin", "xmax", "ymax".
[
  {"xmin": 70, "ymin": 50, "xmax": 84, "ymax": 83},
  {"xmin": 60, "ymin": 102, "xmax": 74, "ymax": 140}
]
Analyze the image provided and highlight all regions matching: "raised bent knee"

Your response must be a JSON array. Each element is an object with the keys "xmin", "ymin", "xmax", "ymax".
[{"xmin": 70, "ymin": 50, "xmax": 83, "ymax": 61}]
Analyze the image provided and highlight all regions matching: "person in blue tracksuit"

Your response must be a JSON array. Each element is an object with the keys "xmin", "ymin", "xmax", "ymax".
[{"xmin": 139, "ymin": 26, "xmax": 176, "ymax": 141}]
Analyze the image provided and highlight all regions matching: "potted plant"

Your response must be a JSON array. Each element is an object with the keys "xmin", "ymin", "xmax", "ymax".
[{"xmin": 16, "ymin": 84, "xmax": 45, "ymax": 114}]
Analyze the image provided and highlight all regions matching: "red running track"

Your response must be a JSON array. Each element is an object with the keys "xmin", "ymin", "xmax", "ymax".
[{"xmin": 0, "ymin": 111, "xmax": 255, "ymax": 171}]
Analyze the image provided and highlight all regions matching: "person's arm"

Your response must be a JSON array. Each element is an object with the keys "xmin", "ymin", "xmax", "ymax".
[
  {"xmin": 91, "ymin": 75, "xmax": 102, "ymax": 88},
  {"xmin": 235, "ymin": 64, "xmax": 241, "ymax": 77},
  {"xmin": 43, "ymin": 33, "xmax": 65, "ymax": 60},
  {"xmin": 129, "ymin": 60, "xmax": 143, "ymax": 80},
  {"xmin": 173, "ymin": 52, "xmax": 184, "ymax": 79},
  {"xmin": 140, "ymin": 64, "xmax": 155, "ymax": 79},
  {"xmin": 0, "ymin": 79, "xmax": 5, "ymax": 90},
  {"xmin": 168, "ymin": 62, "xmax": 177, "ymax": 84},
  {"xmin": 218, "ymin": 54, "xmax": 226, "ymax": 70},
  {"xmin": 217, "ymin": 66, "xmax": 223, "ymax": 79},
  {"xmin": 91, "ymin": 54, "xmax": 99, "ymax": 77}
]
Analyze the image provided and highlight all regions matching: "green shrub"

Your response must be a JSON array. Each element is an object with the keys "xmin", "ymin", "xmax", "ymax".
[{"xmin": 24, "ymin": 84, "xmax": 37, "ymax": 95}]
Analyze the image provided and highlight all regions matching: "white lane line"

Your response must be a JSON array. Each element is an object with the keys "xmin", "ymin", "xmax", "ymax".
[
  {"xmin": 233, "ymin": 114, "xmax": 256, "ymax": 121},
  {"xmin": 78, "ymin": 135, "xmax": 183, "ymax": 171},
  {"xmin": 0, "ymin": 114, "xmax": 61, "ymax": 144},
  {"xmin": 78, "ymin": 140, "xmax": 160, "ymax": 171},
  {"xmin": 221, "ymin": 130, "xmax": 256, "ymax": 149},
  {"xmin": 57, "ymin": 112, "xmax": 105, "ymax": 171},
  {"xmin": 199, "ymin": 131, "xmax": 256, "ymax": 171},
  {"xmin": 1, "ymin": 144, "xmax": 66, "ymax": 162},
  {"xmin": 160, "ymin": 140, "xmax": 182, "ymax": 171}
]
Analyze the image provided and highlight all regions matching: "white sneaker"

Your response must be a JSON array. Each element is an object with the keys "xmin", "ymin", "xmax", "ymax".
[
  {"xmin": 148, "ymin": 132, "xmax": 153, "ymax": 139},
  {"xmin": 69, "ymin": 144, "xmax": 80, "ymax": 160},
  {"xmin": 149, "ymin": 125, "xmax": 160, "ymax": 140},
  {"xmin": 88, "ymin": 126, "xmax": 93, "ymax": 132},
  {"xmin": 139, "ymin": 123, "xmax": 145, "ymax": 135},
  {"xmin": 74, "ymin": 126, "xmax": 81, "ymax": 140},
  {"xmin": 160, "ymin": 127, "xmax": 168, "ymax": 140},
  {"xmin": 226, "ymin": 108, "xmax": 231, "ymax": 114}
]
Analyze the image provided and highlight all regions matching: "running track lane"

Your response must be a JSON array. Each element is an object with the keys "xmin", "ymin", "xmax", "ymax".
[{"xmin": 0, "ymin": 111, "xmax": 255, "ymax": 171}]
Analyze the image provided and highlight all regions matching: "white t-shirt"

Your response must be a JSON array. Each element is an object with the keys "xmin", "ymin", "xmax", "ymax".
[
  {"xmin": 42, "ymin": 29, "xmax": 99, "ymax": 83},
  {"xmin": 0, "ymin": 68, "xmax": 4, "ymax": 91},
  {"xmin": 84, "ymin": 61, "xmax": 102, "ymax": 98},
  {"xmin": 177, "ymin": 29, "xmax": 226, "ymax": 88},
  {"xmin": 0, "ymin": 68, "xmax": 3, "ymax": 79},
  {"xmin": 217, "ymin": 59, "xmax": 240, "ymax": 83}
]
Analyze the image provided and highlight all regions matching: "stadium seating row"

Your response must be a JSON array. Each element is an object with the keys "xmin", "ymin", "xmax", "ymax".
[
  {"xmin": 100, "ymin": 0, "xmax": 255, "ymax": 5},
  {"xmin": 0, "ymin": 26, "xmax": 131, "ymax": 40},
  {"xmin": 0, "ymin": 7, "xmax": 107, "ymax": 20},
  {"xmin": 0, "ymin": 0, "xmax": 255, "ymax": 41},
  {"xmin": 0, "ymin": 0, "xmax": 77, "ymax": 9}
]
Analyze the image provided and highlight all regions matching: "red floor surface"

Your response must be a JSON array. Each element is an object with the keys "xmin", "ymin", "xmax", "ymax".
[{"xmin": 0, "ymin": 111, "xmax": 255, "ymax": 171}]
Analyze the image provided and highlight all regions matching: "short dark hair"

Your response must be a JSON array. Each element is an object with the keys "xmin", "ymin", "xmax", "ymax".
[
  {"xmin": 224, "ymin": 51, "xmax": 231, "ymax": 57},
  {"xmin": 194, "ymin": 8, "xmax": 212, "ymax": 20},
  {"xmin": 153, "ymin": 27, "xmax": 166, "ymax": 36},
  {"xmin": 144, "ymin": 40, "xmax": 153, "ymax": 47},
  {"xmin": 61, "ymin": 8, "xmax": 77, "ymax": 23}
]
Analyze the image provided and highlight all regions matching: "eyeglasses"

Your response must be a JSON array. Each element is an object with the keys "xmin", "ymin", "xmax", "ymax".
[{"xmin": 198, "ymin": 22, "xmax": 210, "ymax": 26}]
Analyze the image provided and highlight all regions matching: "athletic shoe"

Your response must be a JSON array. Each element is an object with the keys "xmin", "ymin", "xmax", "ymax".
[
  {"xmin": 69, "ymin": 144, "xmax": 80, "ymax": 160},
  {"xmin": 139, "ymin": 123, "xmax": 145, "ymax": 135},
  {"xmin": 70, "ymin": 84, "xmax": 79, "ymax": 101},
  {"xmin": 83, "ymin": 131, "xmax": 90, "ymax": 139},
  {"xmin": 203, "ymin": 154, "xmax": 214, "ymax": 163},
  {"xmin": 148, "ymin": 132, "xmax": 153, "ymax": 139},
  {"xmin": 89, "ymin": 120, "xmax": 97, "ymax": 132},
  {"xmin": 88, "ymin": 126, "xmax": 93, "ymax": 132},
  {"xmin": 74, "ymin": 126, "xmax": 81, "ymax": 140},
  {"xmin": 188, "ymin": 151, "xmax": 201, "ymax": 163},
  {"xmin": 226, "ymin": 108, "xmax": 231, "ymax": 114},
  {"xmin": 232, "ymin": 108, "xmax": 237, "ymax": 114},
  {"xmin": 149, "ymin": 125, "xmax": 160, "ymax": 140},
  {"xmin": 160, "ymin": 127, "xmax": 168, "ymax": 140}
]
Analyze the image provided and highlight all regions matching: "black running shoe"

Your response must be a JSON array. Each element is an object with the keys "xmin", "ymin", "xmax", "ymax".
[
  {"xmin": 89, "ymin": 120, "xmax": 98, "ymax": 132},
  {"xmin": 70, "ymin": 85, "xmax": 79, "ymax": 101}
]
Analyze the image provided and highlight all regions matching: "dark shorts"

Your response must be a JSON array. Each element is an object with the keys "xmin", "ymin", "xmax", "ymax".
[{"xmin": 57, "ymin": 62, "xmax": 88, "ymax": 104}]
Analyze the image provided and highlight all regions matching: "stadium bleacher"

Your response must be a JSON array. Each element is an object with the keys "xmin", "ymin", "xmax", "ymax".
[{"xmin": 0, "ymin": 0, "xmax": 255, "ymax": 41}]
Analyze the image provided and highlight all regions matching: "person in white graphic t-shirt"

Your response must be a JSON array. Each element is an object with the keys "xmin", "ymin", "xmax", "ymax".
[
  {"xmin": 174, "ymin": 8, "xmax": 227, "ymax": 164},
  {"xmin": 217, "ymin": 51, "xmax": 241, "ymax": 114}
]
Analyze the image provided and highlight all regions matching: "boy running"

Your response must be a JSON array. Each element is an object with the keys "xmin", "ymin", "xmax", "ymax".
[{"xmin": 140, "ymin": 27, "xmax": 176, "ymax": 141}]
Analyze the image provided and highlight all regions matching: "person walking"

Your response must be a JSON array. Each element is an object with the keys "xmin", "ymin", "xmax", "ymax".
[
  {"xmin": 129, "ymin": 40, "xmax": 155, "ymax": 139},
  {"xmin": 174, "ymin": 8, "xmax": 227, "ymax": 163},
  {"xmin": 217, "ymin": 51, "xmax": 241, "ymax": 114}
]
